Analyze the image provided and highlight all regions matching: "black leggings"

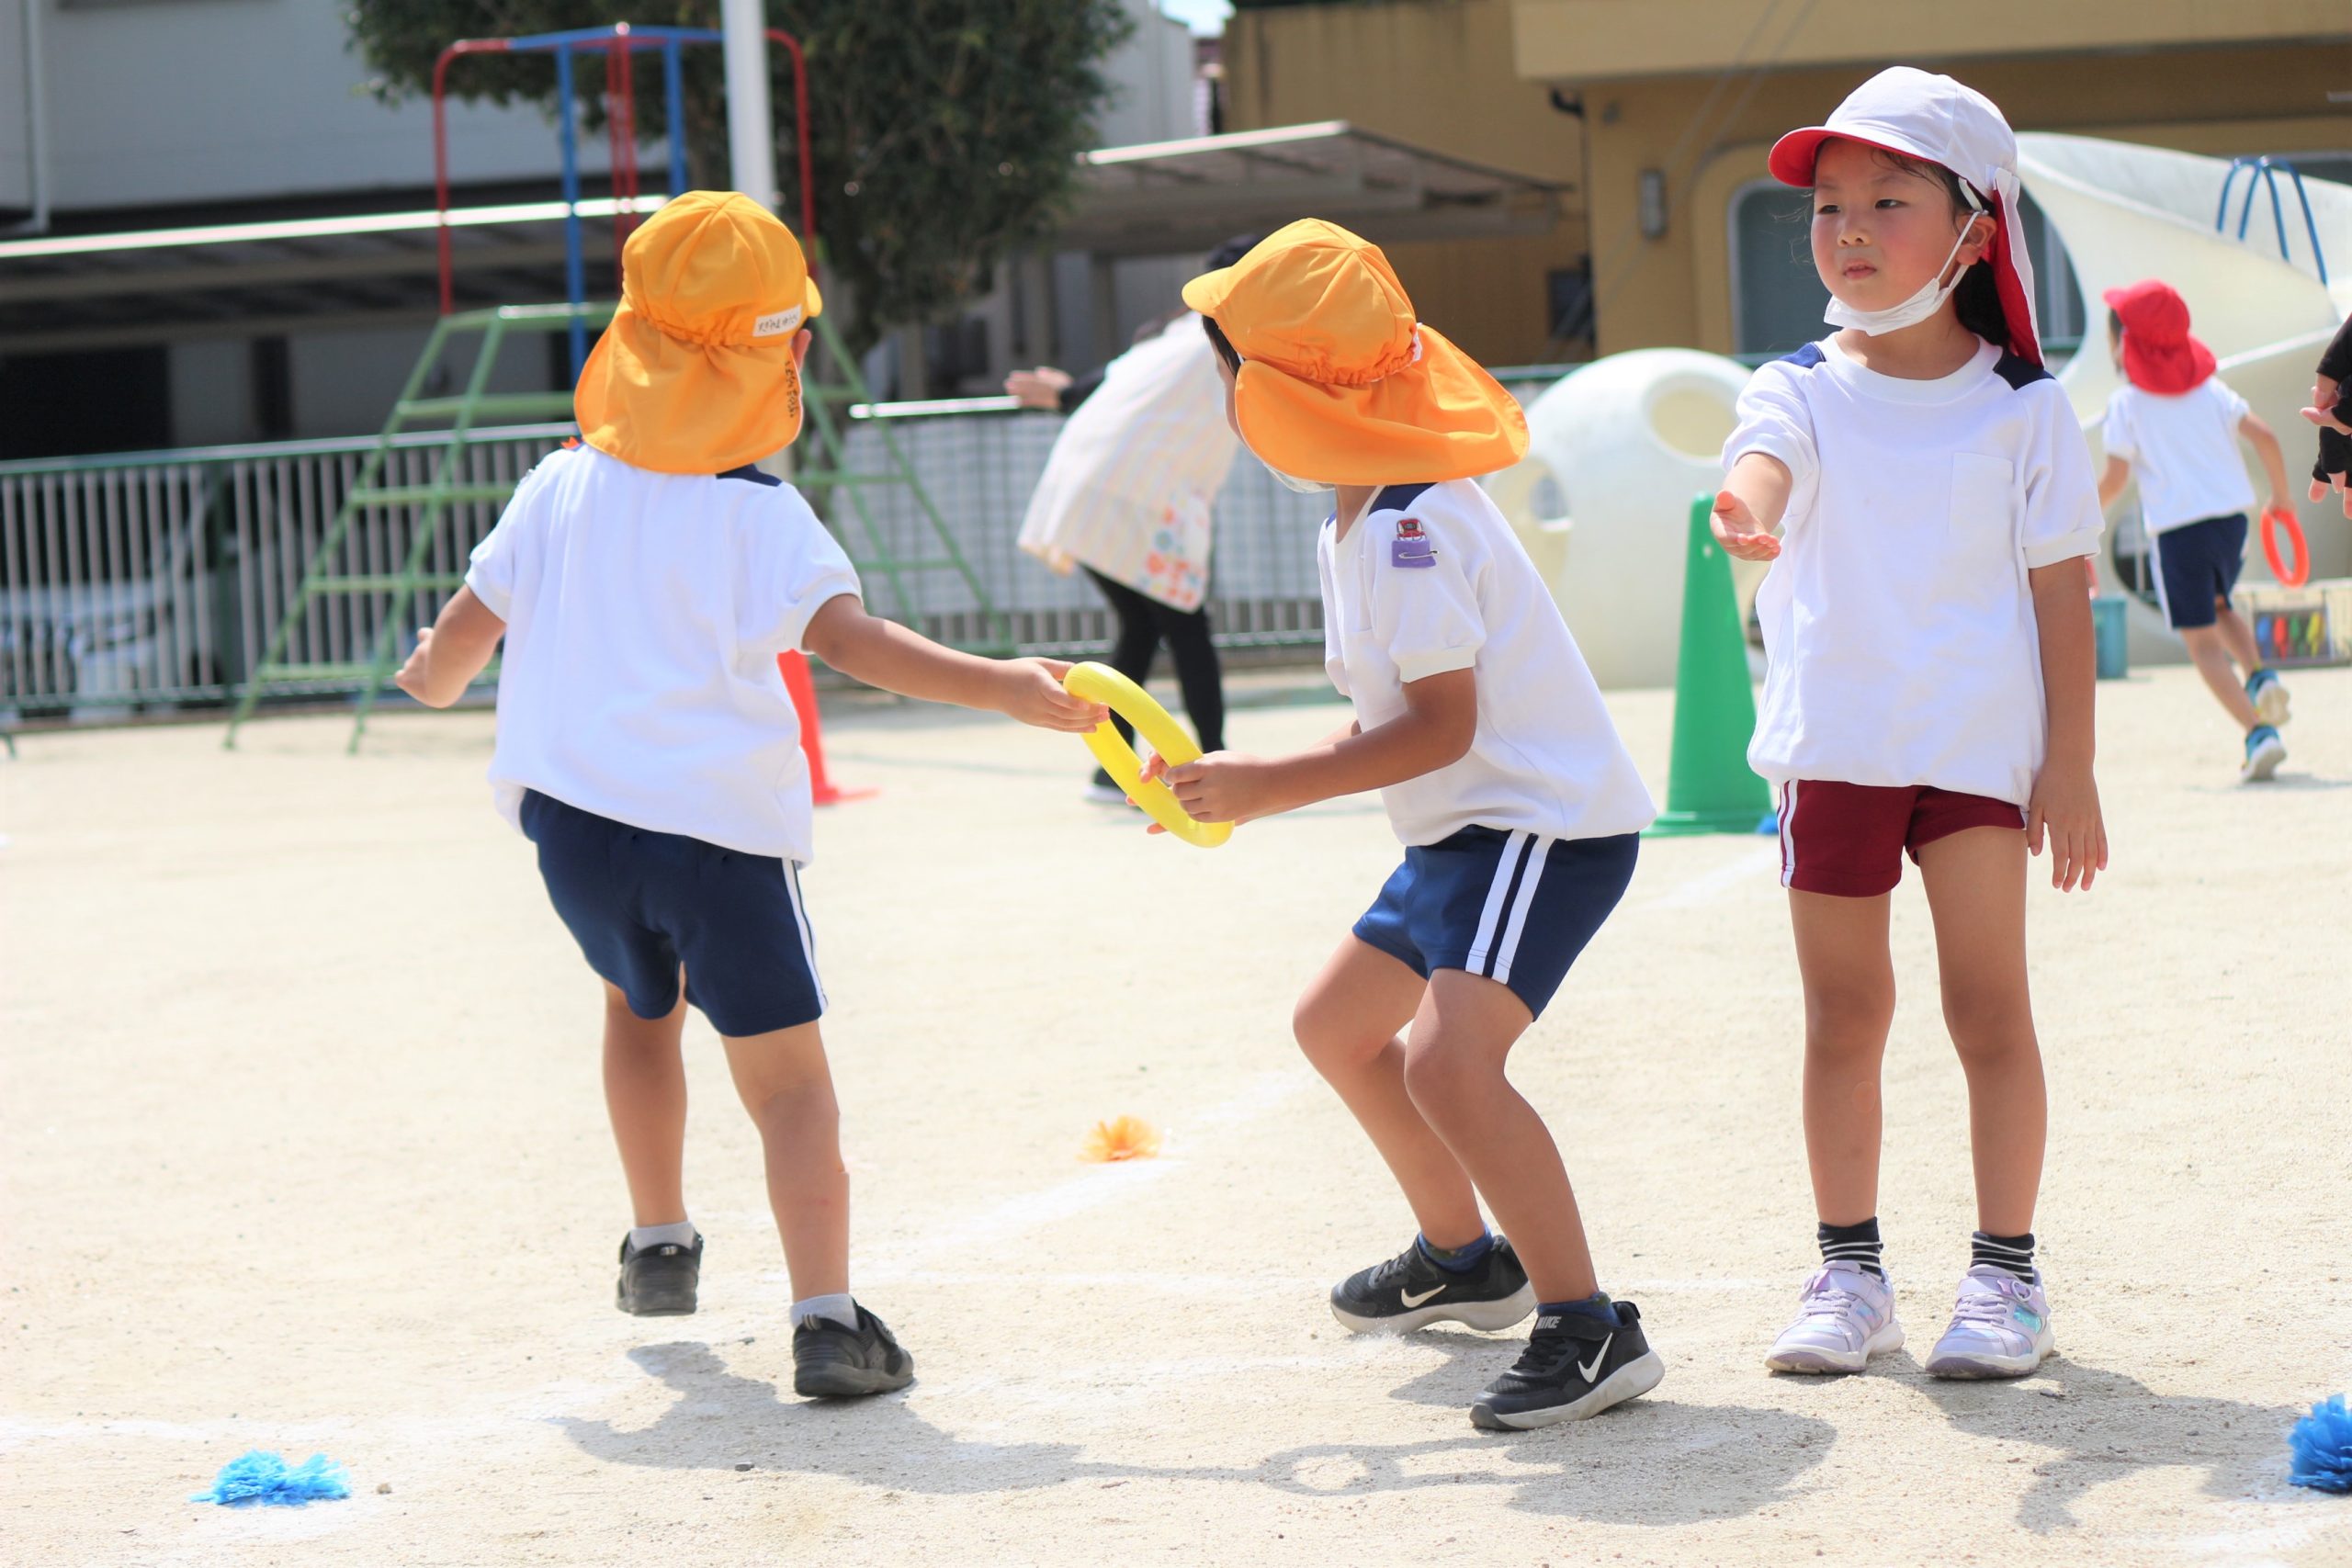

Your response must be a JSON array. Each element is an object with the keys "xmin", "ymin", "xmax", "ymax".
[{"xmin": 1083, "ymin": 567, "xmax": 1226, "ymax": 754}]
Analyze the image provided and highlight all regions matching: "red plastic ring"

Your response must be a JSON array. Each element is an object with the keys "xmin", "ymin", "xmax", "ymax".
[{"xmin": 2261, "ymin": 506, "xmax": 2311, "ymax": 588}]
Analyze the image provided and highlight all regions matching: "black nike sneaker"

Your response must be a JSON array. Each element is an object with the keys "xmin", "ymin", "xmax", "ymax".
[
  {"xmin": 1329, "ymin": 1235, "xmax": 1536, "ymax": 1334},
  {"xmin": 1469, "ymin": 1299, "xmax": 1665, "ymax": 1431},
  {"xmin": 615, "ymin": 1233, "xmax": 701, "ymax": 1316},
  {"xmin": 792, "ymin": 1303, "xmax": 915, "ymax": 1399}
]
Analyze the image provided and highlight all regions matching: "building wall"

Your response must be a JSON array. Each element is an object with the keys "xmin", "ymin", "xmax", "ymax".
[
  {"xmin": 24, "ymin": 0, "xmax": 618, "ymax": 216},
  {"xmin": 1222, "ymin": 0, "xmax": 1592, "ymax": 366},
  {"xmin": 1566, "ymin": 46, "xmax": 2352, "ymax": 355}
]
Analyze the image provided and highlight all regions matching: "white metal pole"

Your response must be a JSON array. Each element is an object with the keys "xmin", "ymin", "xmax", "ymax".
[{"xmin": 719, "ymin": 0, "xmax": 777, "ymax": 210}]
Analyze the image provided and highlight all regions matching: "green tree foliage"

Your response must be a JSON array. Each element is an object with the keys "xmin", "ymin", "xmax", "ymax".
[{"xmin": 345, "ymin": 2, "xmax": 1134, "ymax": 351}]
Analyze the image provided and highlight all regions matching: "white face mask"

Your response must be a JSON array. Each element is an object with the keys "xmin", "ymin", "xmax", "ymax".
[{"xmin": 1824, "ymin": 205, "xmax": 1982, "ymax": 337}]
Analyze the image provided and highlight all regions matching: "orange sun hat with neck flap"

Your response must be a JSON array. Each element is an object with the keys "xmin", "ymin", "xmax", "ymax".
[
  {"xmin": 574, "ymin": 190, "xmax": 824, "ymax": 475},
  {"xmin": 1180, "ymin": 219, "xmax": 1527, "ymax": 485}
]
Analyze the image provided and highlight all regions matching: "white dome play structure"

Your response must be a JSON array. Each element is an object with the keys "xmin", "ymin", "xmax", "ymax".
[
  {"xmin": 1486, "ymin": 348, "xmax": 1760, "ymax": 690},
  {"xmin": 1491, "ymin": 135, "xmax": 2348, "ymax": 687}
]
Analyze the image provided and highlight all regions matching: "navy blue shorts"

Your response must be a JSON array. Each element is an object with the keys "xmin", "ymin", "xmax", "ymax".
[
  {"xmin": 1351, "ymin": 828, "xmax": 1638, "ymax": 1020},
  {"xmin": 2149, "ymin": 513, "xmax": 2246, "ymax": 630},
  {"xmin": 519, "ymin": 790, "xmax": 825, "ymax": 1037}
]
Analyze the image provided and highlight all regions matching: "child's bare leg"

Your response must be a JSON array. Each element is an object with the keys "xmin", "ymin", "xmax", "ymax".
[
  {"xmin": 1397, "ymin": 969, "xmax": 1593, "ymax": 1302},
  {"xmin": 2180, "ymin": 623, "xmax": 2261, "ymax": 729},
  {"xmin": 1293, "ymin": 938, "xmax": 1484, "ymax": 1247},
  {"xmin": 719, "ymin": 1020, "xmax": 847, "ymax": 1300},
  {"xmin": 603, "ymin": 983, "xmax": 691, "ymax": 1226},
  {"xmin": 2214, "ymin": 602, "xmax": 2265, "ymax": 677},
  {"xmin": 1917, "ymin": 828, "xmax": 2043, "ymax": 1235},
  {"xmin": 1790, "ymin": 891, "xmax": 1896, "ymax": 1226}
]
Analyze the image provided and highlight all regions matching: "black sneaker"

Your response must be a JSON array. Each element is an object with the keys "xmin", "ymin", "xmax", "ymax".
[
  {"xmin": 614, "ymin": 1233, "xmax": 701, "ymax": 1316},
  {"xmin": 1470, "ymin": 1299, "xmax": 1665, "ymax": 1431},
  {"xmin": 1329, "ymin": 1235, "xmax": 1536, "ymax": 1334},
  {"xmin": 792, "ymin": 1303, "xmax": 915, "ymax": 1399}
]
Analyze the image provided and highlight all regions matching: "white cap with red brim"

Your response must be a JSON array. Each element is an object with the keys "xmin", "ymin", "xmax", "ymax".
[{"xmin": 1768, "ymin": 66, "xmax": 2043, "ymax": 366}]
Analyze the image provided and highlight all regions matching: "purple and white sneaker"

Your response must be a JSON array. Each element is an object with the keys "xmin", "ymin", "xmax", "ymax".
[
  {"xmin": 1765, "ymin": 1264, "xmax": 1904, "ymax": 1374},
  {"xmin": 1925, "ymin": 1265, "xmax": 2053, "ymax": 1379}
]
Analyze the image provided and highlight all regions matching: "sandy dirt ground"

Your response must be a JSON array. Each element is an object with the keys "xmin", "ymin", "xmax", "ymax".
[{"xmin": 4, "ymin": 662, "xmax": 2350, "ymax": 1567}]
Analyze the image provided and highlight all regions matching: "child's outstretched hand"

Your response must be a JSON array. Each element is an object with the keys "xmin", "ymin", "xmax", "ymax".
[
  {"xmin": 392, "ymin": 627, "xmax": 435, "ymax": 701},
  {"xmin": 1131, "ymin": 750, "xmax": 1276, "ymax": 833},
  {"xmin": 1711, "ymin": 489, "xmax": 1781, "ymax": 560},
  {"xmin": 2026, "ymin": 765, "xmax": 2107, "ymax": 892},
  {"xmin": 996, "ymin": 658, "xmax": 1108, "ymax": 732}
]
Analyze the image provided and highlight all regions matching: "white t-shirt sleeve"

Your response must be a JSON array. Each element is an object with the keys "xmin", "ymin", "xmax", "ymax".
[
  {"xmin": 464, "ymin": 458, "xmax": 558, "ymax": 618},
  {"xmin": 2211, "ymin": 377, "xmax": 2251, "ymax": 428},
  {"xmin": 1724, "ymin": 359, "xmax": 1820, "ymax": 493},
  {"xmin": 1374, "ymin": 512, "xmax": 1487, "ymax": 684},
  {"xmin": 2021, "ymin": 387, "xmax": 2106, "ymax": 569},
  {"xmin": 2099, "ymin": 389, "xmax": 2137, "ymax": 465},
  {"xmin": 740, "ymin": 492, "xmax": 864, "ymax": 655}
]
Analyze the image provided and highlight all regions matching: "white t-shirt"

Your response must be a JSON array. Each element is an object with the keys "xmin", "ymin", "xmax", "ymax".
[
  {"xmin": 1724, "ymin": 336, "xmax": 2103, "ymax": 807},
  {"xmin": 1316, "ymin": 478, "xmax": 1656, "ymax": 846},
  {"xmin": 1016, "ymin": 313, "xmax": 1238, "ymax": 612},
  {"xmin": 465, "ymin": 444, "xmax": 861, "ymax": 863},
  {"xmin": 2100, "ymin": 377, "xmax": 2256, "ymax": 535}
]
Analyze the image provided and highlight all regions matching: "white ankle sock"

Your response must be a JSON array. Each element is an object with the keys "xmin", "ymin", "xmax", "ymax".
[
  {"xmin": 790, "ymin": 1292, "xmax": 858, "ymax": 1330},
  {"xmin": 628, "ymin": 1221, "xmax": 697, "ymax": 1252}
]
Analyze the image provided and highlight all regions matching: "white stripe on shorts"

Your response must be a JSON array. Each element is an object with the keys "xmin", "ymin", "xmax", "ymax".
[
  {"xmin": 1778, "ymin": 781, "xmax": 1797, "ymax": 888},
  {"xmin": 1489, "ymin": 834, "xmax": 1556, "ymax": 985},
  {"xmin": 783, "ymin": 863, "xmax": 827, "ymax": 1013},
  {"xmin": 2147, "ymin": 528, "xmax": 2173, "ymax": 626},
  {"xmin": 1464, "ymin": 830, "xmax": 1532, "ymax": 976}
]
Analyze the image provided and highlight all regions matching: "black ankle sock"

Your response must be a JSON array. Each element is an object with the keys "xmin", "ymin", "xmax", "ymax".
[
  {"xmin": 1816, "ymin": 1217, "xmax": 1884, "ymax": 1280},
  {"xmin": 1971, "ymin": 1230, "xmax": 2035, "ymax": 1282},
  {"xmin": 1536, "ymin": 1292, "xmax": 1615, "ymax": 1325},
  {"xmin": 1418, "ymin": 1230, "xmax": 1493, "ymax": 1273}
]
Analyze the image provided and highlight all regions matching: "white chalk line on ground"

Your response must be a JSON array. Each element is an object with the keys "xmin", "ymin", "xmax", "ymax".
[
  {"xmin": 1641, "ymin": 841, "xmax": 1782, "ymax": 910},
  {"xmin": 854, "ymin": 1067, "xmax": 1314, "ymax": 1281}
]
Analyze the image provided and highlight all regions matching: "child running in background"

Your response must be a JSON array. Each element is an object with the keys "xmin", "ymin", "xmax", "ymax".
[
  {"xmin": 1713, "ymin": 70, "xmax": 2105, "ymax": 1380},
  {"xmin": 391, "ymin": 194, "xmax": 1103, "ymax": 1400},
  {"xmin": 2097, "ymin": 278, "xmax": 2294, "ymax": 782},
  {"xmin": 1156, "ymin": 221, "xmax": 1664, "ymax": 1430}
]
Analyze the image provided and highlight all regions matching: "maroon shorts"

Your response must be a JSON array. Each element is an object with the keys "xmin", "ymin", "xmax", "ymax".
[{"xmin": 1775, "ymin": 780, "xmax": 2025, "ymax": 897}]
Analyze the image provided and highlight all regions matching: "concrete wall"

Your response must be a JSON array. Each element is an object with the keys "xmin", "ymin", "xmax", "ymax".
[
  {"xmin": 1222, "ymin": 0, "xmax": 1592, "ymax": 366},
  {"xmin": 1510, "ymin": 0, "xmax": 2352, "ymax": 82},
  {"xmin": 28, "ymin": 0, "xmax": 616, "ymax": 215},
  {"xmin": 0, "ymin": 0, "xmax": 30, "ymax": 212}
]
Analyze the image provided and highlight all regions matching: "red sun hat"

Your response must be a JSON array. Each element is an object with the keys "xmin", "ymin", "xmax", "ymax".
[
  {"xmin": 1769, "ymin": 66, "xmax": 2043, "ymax": 365},
  {"xmin": 2101, "ymin": 278, "xmax": 2217, "ymax": 395}
]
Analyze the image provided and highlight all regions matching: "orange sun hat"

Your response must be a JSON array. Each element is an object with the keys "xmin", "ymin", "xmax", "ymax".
[
  {"xmin": 574, "ymin": 191, "xmax": 825, "ymax": 475},
  {"xmin": 1180, "ymin": 219, "xmax": 1527, "ymax": 485}
]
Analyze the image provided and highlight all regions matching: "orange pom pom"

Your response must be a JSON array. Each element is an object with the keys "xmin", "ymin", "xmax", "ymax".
[{"xmin": 1080, "ymin": 1115, "xmax": 1162, "ymax": 1163}]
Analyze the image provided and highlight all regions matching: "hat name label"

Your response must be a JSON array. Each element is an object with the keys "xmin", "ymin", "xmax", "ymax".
[{"xmin": 753, "ymin": 307, "xmax": 805, "ymax": 338}]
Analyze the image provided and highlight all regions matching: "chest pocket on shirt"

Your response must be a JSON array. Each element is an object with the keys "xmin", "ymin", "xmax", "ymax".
[{"xmin": 1946, "ymin": 452, "xmax": 2019, "ymax": 601}]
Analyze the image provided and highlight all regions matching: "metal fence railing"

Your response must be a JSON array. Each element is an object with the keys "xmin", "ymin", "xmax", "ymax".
[{"xmin": 0, "ymin": 367, "xmax": 1571, "ymax": 722}]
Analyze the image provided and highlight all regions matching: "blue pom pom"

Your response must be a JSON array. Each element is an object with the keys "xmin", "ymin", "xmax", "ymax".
[
  {"xmin": 2290, "ymin": 1394, "xmax": 2352, "ymax": 1494},
  {"xmin": 190, "ymin": 1450, "xmax": 352, "ymax": 1507}
]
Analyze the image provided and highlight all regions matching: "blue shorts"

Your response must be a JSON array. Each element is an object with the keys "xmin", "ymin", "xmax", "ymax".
[
  {"xmin": 519, "ymin": 790, "xmax": 825, "ymax": 1037},
  {"xmin": 2149, "ymin": 513, "xmax": 2246, "ymax": 630},
  {"xmin": 1351, "ymin": 828, "xmax": 1638, "ymax": 1020}
]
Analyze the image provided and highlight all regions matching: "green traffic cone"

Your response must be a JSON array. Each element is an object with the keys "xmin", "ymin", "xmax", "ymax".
[{"xmin": 1645, "ymin": 494, "xmax": 1773, "ymax": 838}]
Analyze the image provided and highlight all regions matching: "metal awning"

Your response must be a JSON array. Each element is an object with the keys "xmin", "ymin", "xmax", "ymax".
[
  {"xmin": 1063, "ymin": 121, "xmax": 1568, "ymax": 256},
  {"xmin": 0, "ymin": 197, "xmax": 657, "ymax": 354},
  {"xmin": 0, "ymin": 123, "xmax": 1567, "ymax": 353}
]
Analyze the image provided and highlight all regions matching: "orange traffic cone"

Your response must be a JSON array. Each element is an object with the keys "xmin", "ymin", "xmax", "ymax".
[{"xmin": 777, "ymin": 650, "xmax": 874, "ymax": 807}]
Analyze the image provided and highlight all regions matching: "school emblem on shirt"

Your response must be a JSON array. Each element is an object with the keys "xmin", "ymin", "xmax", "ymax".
[{"xmin": 1390, "ymin": 517, "xmax": 1436, "ymax": 569}]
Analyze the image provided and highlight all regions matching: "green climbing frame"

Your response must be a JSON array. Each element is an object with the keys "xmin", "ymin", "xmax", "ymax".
[{"xmin": 224, "ymin": 301, "xmax": 1009, "ymax": 753}]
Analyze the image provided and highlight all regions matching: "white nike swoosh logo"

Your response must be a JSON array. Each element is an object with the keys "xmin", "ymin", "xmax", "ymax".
[
  {"xmin": 1400, "ymin": 1284, "xmax": 1445, "ymax": 1307},
  {"xmin": 1577, "ymin": 1333, "xmax": 1613, "ymax": 1382}
]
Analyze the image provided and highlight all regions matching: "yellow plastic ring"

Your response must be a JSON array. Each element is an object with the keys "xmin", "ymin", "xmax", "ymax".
[{"xmin": 1062, "ymin": 660, "xmax": 1233, "ymax": 849}]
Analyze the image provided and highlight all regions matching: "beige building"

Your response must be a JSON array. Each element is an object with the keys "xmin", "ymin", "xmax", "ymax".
[{"xmin": 1226, "ymin": 0, "xmax": 2350, "ymax": 363}]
